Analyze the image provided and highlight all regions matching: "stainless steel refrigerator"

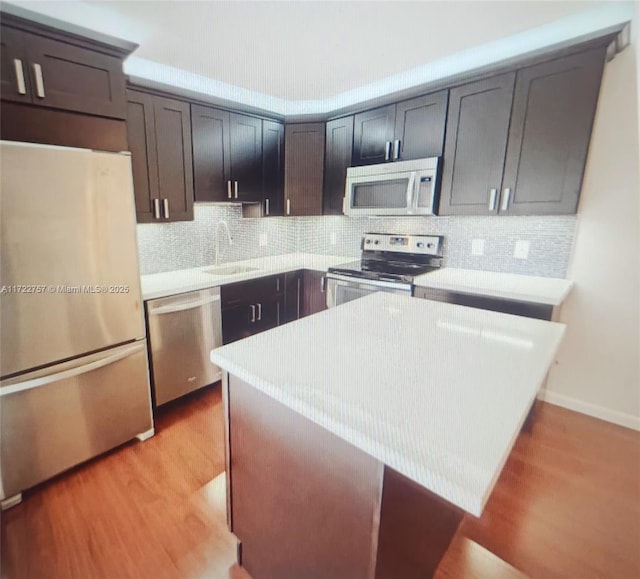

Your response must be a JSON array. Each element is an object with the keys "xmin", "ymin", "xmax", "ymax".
[{"xmin": 0, "ymin": 140, "xmax": 154, "ymax": 509}]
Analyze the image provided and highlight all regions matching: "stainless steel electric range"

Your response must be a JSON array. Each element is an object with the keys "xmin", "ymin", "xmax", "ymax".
[{"xmin": 325, "ymin": 233, "xmax": 444, "ymax": 308}]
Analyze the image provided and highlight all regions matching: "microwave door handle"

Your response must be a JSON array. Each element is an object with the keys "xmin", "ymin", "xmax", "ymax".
[{"xmin": 406, "ymin": 172, "xmax": 416, "ymax": 211}]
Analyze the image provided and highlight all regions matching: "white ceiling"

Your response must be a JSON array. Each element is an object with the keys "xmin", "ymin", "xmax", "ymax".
[{"xmin": 6, "ymin": 1, "xmax": 634, "ymax": 114}]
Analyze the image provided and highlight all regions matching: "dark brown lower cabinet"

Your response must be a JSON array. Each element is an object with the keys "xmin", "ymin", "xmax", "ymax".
[
  {"xmin": 226, "ymin": 375, "xmax": 463, "ymax": 579},
  {"xmin": 221, "ymin": 275, "xmax": 284, "ymax": 344},
  {"xmin": 414, "ymin": 286, "xmax": 553, "ymax": 320},
  {"xmin": 284, "ymin": 270, "xmax": 328, "ymax": 323}
]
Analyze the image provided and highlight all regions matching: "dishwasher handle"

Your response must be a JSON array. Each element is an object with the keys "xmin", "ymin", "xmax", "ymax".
[{"xmin": 148, "ymin": 293, "xmax": 220, "ymax": 316}]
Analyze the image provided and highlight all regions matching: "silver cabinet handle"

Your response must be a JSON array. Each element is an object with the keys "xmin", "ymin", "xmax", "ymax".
[
  {"xmin": 320, "ymin": 276, "xmax": 326, "ymax": 293},
  {"xmin": 256, "ymin": 303, "xmax": 262, "ymax": 321},
  {"xmin": 489, "ymin": 188, "xmax": 498, "ymax": 211},
  {"xmin": 234, "ymin": 181, "xmax": 238, "ymax": 199},
  {"xmin": 32, "ymin": 63, "xmax": 45, "ymax": 98},
  {"xmin": 393, "ymin": 139, "xmax": 401, "ymax": 160},
  {"xmin": 501, "ymin": 188, "xmax": 511, "ymax": 211},
  {"xmin": 250, "ymin": 304, "xmax": 256, "ymax": 323},
  {"xmin": 286, "ymin": 199, "xmax": 291, "ymax": 215},
  {"xmin": 13, "ymin": 59, "xmax": 26, "ymax": 95},
  {"xmin": 163, "ymin": 198, "xmax": 170, "ymax": 219},
  {"xmin": 265, "ymin": 198, "xmax": 270, "ymax": 216},
  {"xmin": 227, "ymin": 180, "xmax": 232, "ymax": 199},
  {"xmin": 384, "ymin": 141, "xmax": 392, "ymax": 161},
  {"xmin": 0, "ymin": 343, "xmax": 145, "ymax": 397},
  {"xmin": 153, "ymin": 198, "xmax": 161, "ymax": 219}
]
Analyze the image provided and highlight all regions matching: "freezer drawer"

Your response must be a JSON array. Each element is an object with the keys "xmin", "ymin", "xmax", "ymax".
[
  {"xmin": 0, "ymin": 341, "xmax": 153, "ymax": 500},
  {"xmin": 147, "ymin": 288, "xmax": 222, "ymax": 406}
]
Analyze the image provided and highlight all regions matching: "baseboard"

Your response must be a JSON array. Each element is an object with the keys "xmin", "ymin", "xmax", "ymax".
[{"xmin": 540, "ymin": 390, "xmax": 640, "ymax": 431}]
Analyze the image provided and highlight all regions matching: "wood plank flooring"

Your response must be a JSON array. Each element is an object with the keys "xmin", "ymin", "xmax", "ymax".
[{"xmin": 1, "ymin": 385, "xmax": 639, "ymax": 578}]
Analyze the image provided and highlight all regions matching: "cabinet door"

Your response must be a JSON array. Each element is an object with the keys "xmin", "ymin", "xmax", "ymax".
[
  {"xmin": 126, "ymin": 90, "xmax": 159, "ymax": 223},
  {"xmin": 252, "ymin": 295, "xmax": 283, "ymax": 334},
  {"xmin": 191, "ymin": 104, "xmax": 231, "ymax": 202},
  {"xmin": 438, "ymin": 73, "xmax": 515, "ymax": 216},
  {"xmin": 323, "ymin": 116, "xmax": 354, "ymax": 215},
  {"xmin": 501, "ymin": 47, "xmax": 606, "ymax": 215},
  {"xmin": 284, "ymin": 270, "xmax": 303, "ymax": 323},
  {"xmin": 394, "ymin": 91, "xmax": 448, "ymax": 161},
  {"xmin": 229, "ymin": 113, "xmax": 263, "ymax": 202},
  {"xmin": 262, "ymin": 119, "xmax": 285, "ymax": 216},
  {"xmin": 25, "ymin": 33, "xmax": 126, "ymax": 119},
  {"xmin": 221, "ymin": 303, "xmax": 257, "ymax": 344},
  {"xmin": 302, "ymin": 270, "xmax": 327, "ymax": 317},
  {"xmin": 352, "ymin": 104, "xmax": 395, "ymax": 165},
  {"xmin": 284, "ymin": 123, "xmax": 325, "ymax": 216},
  {"xmin": 1, "ymin": 26, "xmax": 32, "ymax": 104},
  {"xmin": 153, "ymin": 96, "xmax": 194, "ymax": 221}
]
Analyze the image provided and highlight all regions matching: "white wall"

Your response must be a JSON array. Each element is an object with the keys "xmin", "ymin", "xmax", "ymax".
[{"xmin": 544, "ymin": 16, "xmax": 640, "ymax": 431}]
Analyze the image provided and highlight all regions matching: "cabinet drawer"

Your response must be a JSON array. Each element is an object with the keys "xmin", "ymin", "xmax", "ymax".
[{"xmin": 221, "ymin": 274, "xmax": 284, "ymax": 307}]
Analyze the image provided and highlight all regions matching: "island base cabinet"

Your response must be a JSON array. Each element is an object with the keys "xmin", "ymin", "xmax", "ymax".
[{"xmin": 224, "ymin": 374, "xmax": 464, "ymax": 579}]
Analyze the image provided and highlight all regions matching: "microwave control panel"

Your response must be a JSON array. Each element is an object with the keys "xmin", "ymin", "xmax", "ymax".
[{"xmin": 362, "ymin": 233, "xmax": 443, "ymax": 256}]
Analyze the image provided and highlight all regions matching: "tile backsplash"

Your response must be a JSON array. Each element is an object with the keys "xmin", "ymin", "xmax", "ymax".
[{"xmin": 137, "ymin": 204, "xmax": 576, "ymax": 278}]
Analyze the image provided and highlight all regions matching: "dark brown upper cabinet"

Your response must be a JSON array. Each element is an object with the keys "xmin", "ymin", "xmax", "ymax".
[
  {"xmin": 440, "ymin": 47, "xmax": 606, "ymax": 216},
  {"xmin": 191, "ymin": 104, "xmax": 230, "ymax": 203},
  {"xmin": 439, "ymin": 73, "xmax": 516, "ymax": 216},
  {"xmin": 284, "ymin": 123, "xmax": 325, "ymax": 216},
  {"xmin": 126, "ymin": 90, "xmax": 194, "ymax": 223},
  {"xmin": 352, "ymin": 104, "xmax": 395, "ymax": 165},
  {"xmin": 262, "ymin": 119, "xmax": 285, "ymax": 216},
  {"xmin": 229, "ymin": 113, "xmax": 263, "ymax": 202},
  {"xmin": 191, "ymin": 106, "xmax": 266, "ymax": 204},
  {"xmin": 352, "ymin": 91, "xmax": 448, "ymax": 166},
  {"xmin": 500, "ymin": 47, "xmax": 606, "ymax": 215},
  {"xmin": 1, "ymin": 24, "xmax": 126, "ymax": 119},
  {"xmin": 323, "ymin": 116, "xmax": 354, "ymax": 215}
]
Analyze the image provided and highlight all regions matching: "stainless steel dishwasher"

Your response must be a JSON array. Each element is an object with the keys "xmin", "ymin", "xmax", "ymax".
[{"xmin": 146, "ymin": 288, "xmax": 222, "ymax": 406}]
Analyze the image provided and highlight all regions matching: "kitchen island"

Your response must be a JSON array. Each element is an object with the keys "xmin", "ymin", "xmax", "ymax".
[{"xmin": 211, "ymin": 293, "xmax": 566, "ymax": 578}]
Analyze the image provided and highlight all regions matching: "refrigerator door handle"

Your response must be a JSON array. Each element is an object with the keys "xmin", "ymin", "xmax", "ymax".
[{"xmin": 0, "ymin": 343, "xmax": 145, "ymax": 397}]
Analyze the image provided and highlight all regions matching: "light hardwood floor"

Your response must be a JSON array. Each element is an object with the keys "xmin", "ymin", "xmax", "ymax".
[{"xmin": 1, "ymin": 385, "xmax": 638, "ymax": 578}]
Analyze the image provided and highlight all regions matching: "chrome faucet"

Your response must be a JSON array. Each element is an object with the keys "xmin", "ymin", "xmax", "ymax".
[{"xmin": 214, "ymin": 220, "xmax": 233, "ymax": 266}]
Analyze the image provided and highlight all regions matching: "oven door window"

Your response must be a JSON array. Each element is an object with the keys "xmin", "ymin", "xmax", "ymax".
[{"xmin": 352, "ymin": 179, "xmax": 409, "ymax": 209}]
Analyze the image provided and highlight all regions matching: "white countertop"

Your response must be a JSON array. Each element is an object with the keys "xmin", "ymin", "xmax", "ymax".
[
  {"xmin": 414, "ymin": 267, "xmax": 573, "ymax": 306},
  {"xmin": 140, "ymin": 253, "xmax": 353, "ymax": 300},
  {"xmin": 211, "ymin": 293, "xmax": 565, "ymax": 517}
]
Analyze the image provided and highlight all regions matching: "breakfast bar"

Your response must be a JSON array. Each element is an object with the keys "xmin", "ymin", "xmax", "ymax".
[{"xmin": 211, "ymin": 293, "xmax": 566, "ymax": 578}]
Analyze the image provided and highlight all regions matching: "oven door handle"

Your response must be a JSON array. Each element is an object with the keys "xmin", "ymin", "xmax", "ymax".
[{"xmin": 326, "ymin": 273, "xmax": 412, "ymax": 292}]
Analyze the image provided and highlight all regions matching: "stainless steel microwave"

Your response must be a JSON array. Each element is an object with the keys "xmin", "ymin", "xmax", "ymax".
[{"xmin": 343, "ymin": 157, "xmax": 440, "ymax": 216}]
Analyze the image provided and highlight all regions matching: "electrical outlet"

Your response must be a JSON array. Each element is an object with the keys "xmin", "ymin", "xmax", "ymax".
[
  {"xmin": 259, "ymin": 234, "xmax": 268, "ymax": 247},
  {"xmin": 471, "ymin": 239, "xmax": 485, "ymax": 256},
  {"xmin": 514, "ymin": 240, "xmax": 530, "ymax": 259},
  {"xmin": 330, "ymin": 232, "xmax": 337, "ymax": 245}
]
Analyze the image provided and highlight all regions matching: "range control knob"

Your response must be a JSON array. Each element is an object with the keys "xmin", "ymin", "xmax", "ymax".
[
  {"xmin": 416, "ymin": 242, "xmax": 424, "ymax": 248},
  {"xmin": 374, "ymin": 240, "xmax": 380, "ymax": 245},
  {"xmin": 365, "ymin": 239, "xmax": 371, "ymax": 244},
  {"xmin": 427, "ymin": 243, "xmax": 434, "ymax": 248}
]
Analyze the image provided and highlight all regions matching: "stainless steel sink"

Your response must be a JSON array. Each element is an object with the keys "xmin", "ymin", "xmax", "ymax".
[{"xmin": 204, "ymin": 265, "xmax": 260, "ymax": 276}]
